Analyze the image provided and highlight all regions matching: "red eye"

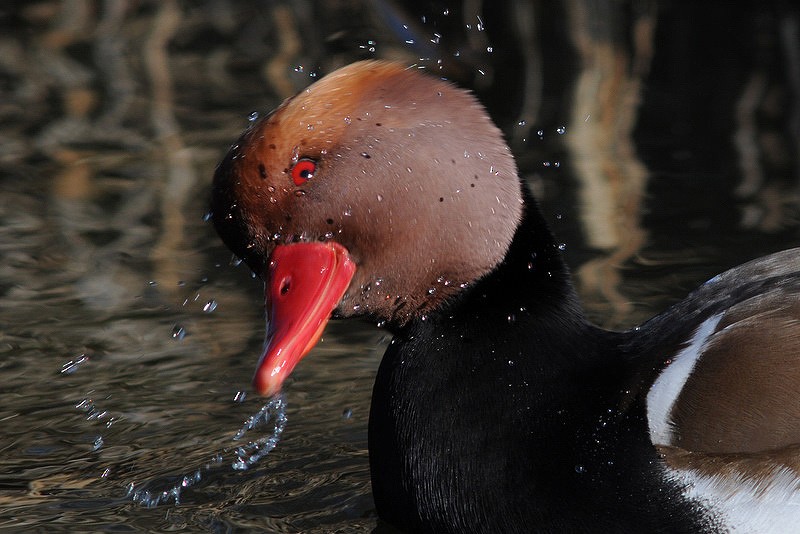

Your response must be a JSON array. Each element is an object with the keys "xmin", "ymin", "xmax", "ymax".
[{"xmin": 291, "ymin": 159, "xmax": 316, "ymax": 186}]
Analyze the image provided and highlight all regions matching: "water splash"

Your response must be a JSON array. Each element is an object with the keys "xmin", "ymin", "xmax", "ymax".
[
  {"xmin": 76, "ymin": 397, "xmax": 115, "ymax": 427},
  {"xmin": 231, "ymin": 395, "xmax": 288, "ymax": 471},
  {"xmin": 126, "ymin": 394, "xmax": 287, "ymax": 508},
  {"xmin": 126, "ymin": 470, "xmax": 203, "ymax": 508}
]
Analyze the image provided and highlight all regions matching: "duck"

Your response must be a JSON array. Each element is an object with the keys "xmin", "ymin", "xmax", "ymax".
[{"xmin": 210, "ymin": 60, "xmax": 800, "ymax": 533}]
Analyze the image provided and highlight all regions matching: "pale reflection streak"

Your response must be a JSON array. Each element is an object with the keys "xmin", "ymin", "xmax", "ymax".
[
  {"xmin": 146, "ymin": 0, "xmax": 199, "ymax": 289},
  {"xmin": 565, "ymin": 1, "xmax": 655, "ymax": 326},
  {"xmin": 265, "ymin": 5, "xmax": 303, "ymax": 99}
]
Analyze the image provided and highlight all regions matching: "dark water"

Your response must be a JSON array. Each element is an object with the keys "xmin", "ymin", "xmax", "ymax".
[{"xmin": 1, "ymin": 1, "xmax": 798, "ymax": 532}]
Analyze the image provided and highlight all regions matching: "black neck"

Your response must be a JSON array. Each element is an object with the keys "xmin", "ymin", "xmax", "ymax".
[
  {"xmin": 368, "ymin": 188, "xmax": 712, "ymax": 532},
  {"xmin": 441, "ymin": 185, "xmax": 586, "ymax": 340}
]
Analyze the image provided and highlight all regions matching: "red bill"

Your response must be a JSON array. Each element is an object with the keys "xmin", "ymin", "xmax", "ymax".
[{"xmin": 253, "ymin": 241, "xmax": 356, "ymax": 396}]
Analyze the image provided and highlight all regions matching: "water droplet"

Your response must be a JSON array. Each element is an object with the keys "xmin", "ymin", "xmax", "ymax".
[
  {"xmin": 556, "ymin": 126, "xmax": 566, "ymax": 134},
  {"xmin": 342, "ymin": 408, "xmax": 353, "ymax": 419},
  {"xmin": 518, "ymin": 120, "xmax": 526, "ymax": 126},
  {"xmin": 427, "ymin": 288, "xmax": 436, "ymax": 295},
  {"xmin": 92, "ymin": 436, "xmax": 104, "ymax": 451},
  {"xmin": 294, "ymin": 190, "xmax": 306, "ymax": 197},
  {"xmin": 507, "ymin": 314, "xmax": 516, "ymax": 323},
  {"xmin": 234, "ymin": 391, "xmax": 247, "ymax": 403},
  {"xmin": 248, "ymin": 111, "xmax": 259, "ymax": 123},
  {"xmin": 376, "ymin": 194, "xmax": 384, "ymax": 202},
  {"xmin": 232, "ymin": 458, "xmax": 248, "ymax": 471},
  {"xmin": 537, "ymin": 129, "xmax": 544, "ymax": 139},
  {"xmin": 101, "ymin": 467, "xmax": 110, "ymax": 478},
  {"xmin": 558, "ymin": 243, "xmax": 566, "ymax": 251},
  {"xmin": 486, "ymin": 46, "xmax": 493, "ymax": 52},
  {"xmin": 171, "ymin": 325, "xmax": 186, "ymax": 340},
  {"xmin": 343, "ymin": 116, "xmax": 351, "ymax": 124},
  {"xmin": 343, "ymin": 208, "xmax": 352, "ymax": 217},
  {"xmin": 575, "ymin": 464, "xmax": 586, "ymax": 474},
  {"xmin": 148, "ymin": 280, "xmax": 158, "ymax": 287},
  {"xmin": 294, "ymin": 65, "xmax": 304, "ymax": 73},
  {"xmin": 61, "ymin": 354, "xmax": 89, "ymax": 374},
  {"xmin": 202, "ymin": 211, "xmax": 212, "ymax": 222},
  {"xmin": 202, "ymin": 300, "xmax": 217, "ymax": 313}
]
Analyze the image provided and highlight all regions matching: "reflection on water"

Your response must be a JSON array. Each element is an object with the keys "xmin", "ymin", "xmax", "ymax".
[{"xmin": 0, "ymin": 1, "xmax": 798, "ymax": 532}]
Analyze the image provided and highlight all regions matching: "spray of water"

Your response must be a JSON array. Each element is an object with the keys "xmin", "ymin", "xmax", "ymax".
[{"xmin": 125, "ymin": 394, "xmax": 287, "ymax": 508}]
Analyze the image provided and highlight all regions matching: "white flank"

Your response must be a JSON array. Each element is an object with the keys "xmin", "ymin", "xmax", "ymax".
[
  {"xmin": 666, "ymin": 465, "xmax": 800, "ymax": 533},
  {"xmin": 646, "ymin": 314, "xmax": 722, "ymax": 446}
]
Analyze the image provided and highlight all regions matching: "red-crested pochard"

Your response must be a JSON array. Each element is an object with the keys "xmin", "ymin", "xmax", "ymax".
[{"xmin": 210, "ymin": 61, "xmax": 800, "ymax": 533}]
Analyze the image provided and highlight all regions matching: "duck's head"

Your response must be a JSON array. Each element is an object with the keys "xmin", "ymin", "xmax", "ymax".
[{"xmin": 210, "ymin": 61, "xmax": 522, "ymax": 395}]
